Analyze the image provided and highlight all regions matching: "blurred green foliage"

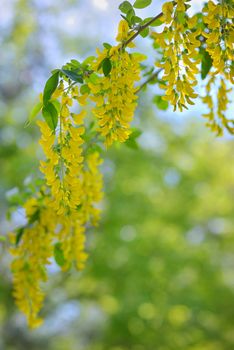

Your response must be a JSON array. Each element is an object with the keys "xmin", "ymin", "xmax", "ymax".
[{"xmin": 0, "ymin": 1, "xmax": 234, "ymax": 349}]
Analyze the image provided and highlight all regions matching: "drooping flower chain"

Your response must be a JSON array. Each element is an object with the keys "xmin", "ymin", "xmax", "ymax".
[
  {"xmin": 153, "ymin": 0, "xmax": 201, "ymax": 111},
  {"xmin": 203, "ymin": 0, "xmax": 234, "ymax": 82}
]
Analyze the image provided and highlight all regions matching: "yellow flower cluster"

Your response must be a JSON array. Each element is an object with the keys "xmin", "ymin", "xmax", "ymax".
[
  {"xmin": 10, "ymin": 150, "xmax": 103, "ymax": 327},
  {"xmin": 80, "ymin": 151, "xmax": 103, "ymax": 226},
  {"xmin": 116, "ymin": 19, "xmax": 135, "ymax": 48},
  {"xmin": 10, "ymin": 198, "xmax": 56, "ymax": 328},
  {"xmin": 58, "ymin": 151, "xmax": 103, "ymax": 271},
  {"xmin": 38, "ymin": 86, "xmax": 86, "ymax": 215},
  {"xmin": 89, "ymin": 47, "xmax": 141, "ymax": 147},
  {"xmin": 153, "ymin": 0, "xmax": 201, "ymax": 111},
  {"xmin": 202, "ymin": 73, "xmax": 233, "ymax": 135},
  {"xmin": 202, "ymin": 0, "xmax": 234, "ymax": 82}
]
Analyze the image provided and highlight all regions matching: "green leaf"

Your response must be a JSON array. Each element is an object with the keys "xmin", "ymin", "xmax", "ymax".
[
  {"xmin": 25, "ymin": 101, "xmax": 43, "ymax": 127},
  {"xmin": 153, "ymin": 95, "xmax": 169, "ymax": 110},
  {"xmin": 133, "ymin": 0, "xmax": 152, "ymax": 9},
  {"xmin": 80, "ymin": 84, "xmax": 91, "ymax": 95},
  {"xmin": 42, "ymin": 102, "xmax": 58, "ymax": 131},
  {"xmin": 89, "ymin": 73, "xmax": 100, "ymax": 84},
  {"xmin": 130, "ymin": 128, "xmax": 142, "ymax": 139},
  {"xmin": 102, "ymin": 58, "xmax": 112, "ymax": 76},
  {"xmin": 103, "ymin": 42, "xmax": 112, "ymax": 50},
  {"xmin": 125, "ymin": 138, "xmax": 139, "ymax": 150},
  {"xmin": 82, "ymin": 56, "xmax": 95, "ymax": 66},
  {"xmin": 70, "ymin": 59, "xmax": 81, "ymax": 68},
  {"xmin": 149, "ymin": 18, "xmax": 163, "ymax": 26},
  {"xmin": 54, "ymin": 242, "xmax": 66, "ymax": 267},
  {"xmin": 51, "ymin": 99, "xmax": 61, "ymax": 113},
  {"xmin": 61, "ymin": 69, "xmax": 84, "ymax": 83},
  {"xmin": 119, "ymin": 1, "xmax": 133, "ymax": 14},
  {"xmin": 177, "ymin": 11, "xmax": 186, "ymax": 25},
  {"xmin": 201, "ymin": 49, "xmax": 213, "ymax": 80},
  {"xmin": 125, "ymin": 128, "xmax": 142, "ymax": 149},
  {"xmin": 76, "ymin": 204, "xmax": 83, "ymax": 211},
  {"xmin": 140, "ymin": 27, "xmax": 149, "ymax": 38},
  {"xmin": 0, "ymin": 236, "xmax": 6, "ymax": 242},
  {"xmin": 142, "ymin": 17, "xmax": 163, "ymax": 26},
  {"xmin": 43, "ymin": 71, "xmax": 60, "ymax": 105},
  {"xmin": 132, "ymin": 16, "xmax": 142, "ymax": 24},
  {"xmin": 16, "ymin": 227, "xmax": 24, "ymax": 245},
  {"xmin": 28, "ymin": 209, "xmax": 40, "ymax": 225},
  {"xmin": 126, "ymin": 8, "xmax": 136, "ymax": 25}
]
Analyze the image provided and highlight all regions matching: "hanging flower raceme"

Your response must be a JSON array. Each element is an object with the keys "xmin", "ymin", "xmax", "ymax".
[
  {"xmin": 38, "ymin": 84, "xmax": 86, "ymax": 215},
  {"xmin": 202, "ymin": 0, "xmax": 234, "ymax": 82},
  {"xmin": 9, "ymin": 147, "xmax": 104, "ymax": 328},
  {"xmin": 88, "ymin": 20, "xmax": 144, "ymax": 147},
  {"xmin": 57, "ymin": 151, "xmax": 103, "ymax": 271},
  {"xmin": 80, "ymin": 151, "xmax": 103, "ymax": 226},
  {"xmin": 202, "ymin": 73, "xmax": 234, "ymax": 135},
  {"xmin": 9, "ymin": 197, "xmax": 56, "ymax": 328},
  {"xmin": 153, "ymin": 0, "xmax": 201, "ymax": 111}
]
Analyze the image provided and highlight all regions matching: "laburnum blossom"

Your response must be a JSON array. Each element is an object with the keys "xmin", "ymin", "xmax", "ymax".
[
  {"xmin": 89, "ymin": 48, "xmax": 143, "ymax": 146},
  {"xmin": 202, "ymin": 0, "xmax": 234, "ymax": 82},
  {"xmin": 9, "ymin": 150, "xmax": 104, "ymax": 327},
  {"xmin": 202, "ymin": 73, "xmax": 234, "ymax": 135},
  {"xmin": 80, "ymin": 151, "xmax": 103, "ymax": 226},
  {"xmin": 88, "ymin": 20, "xmax": 144, "ymax": 147},
  {"xmin": 9, "ymin": 197, "xmax": 56, "ymax": 328},
  {"xmin": 38, "ymin": 86, "xmax": 86, "ymax": 215},
  {"xmin": 116, "ymin": 19, "xmax": 135, "ymax": 48},
  {"xmin": 58, "ymin": 151, "xmax": 103, "ymax": 271},
  {"xmin": 153, "ymin": 0, "xmax": 201, "ymax": 111}
]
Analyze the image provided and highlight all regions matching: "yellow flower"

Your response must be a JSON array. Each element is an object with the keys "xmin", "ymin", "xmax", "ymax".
[
  {"xmin": 10, "ymin": 197, "xmax": 56, "ymax": 328},
  {"xmin": 38, "ymin": 86, "xmax": 86, "ymax": 215},
  {"xmin": 202, "ymin": 73, "xmax": 234, "ymax": 135},
  {"xmin": 89, "ymin": 49, "xmax": 143, "ymax": 147},
  {"xmin": 116, "ymin": 19, "xmax": 135, "ymax": 48},
  {"xmin": 153, "ymin": 0, "xmax": 201, "ymax": 111},
  {"xmin": 202, "ymin": 0, "xmax": 234, "ymax": 81}
]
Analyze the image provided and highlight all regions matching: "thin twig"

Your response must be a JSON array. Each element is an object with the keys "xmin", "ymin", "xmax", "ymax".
[
  {"xmin": 137, "ymin": 68, "xmax": 163, "ymax": 93},
  {"xmin": 123, "ymin": 11, "xmax": 163, "ymax": 48}
]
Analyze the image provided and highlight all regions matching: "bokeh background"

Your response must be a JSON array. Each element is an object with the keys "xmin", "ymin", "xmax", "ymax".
[{"xmin": 0, "ymin": 0, "xmax": 234, "ymax": 349}]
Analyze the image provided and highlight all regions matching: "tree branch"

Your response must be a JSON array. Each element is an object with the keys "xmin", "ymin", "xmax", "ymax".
[
  {"xmin": 137, "ymin": 68, "xmax": 163, "ymax": 93},
  {"xmin": 123, "ymin": 11, "xmax": 163, "ymax": 48}
]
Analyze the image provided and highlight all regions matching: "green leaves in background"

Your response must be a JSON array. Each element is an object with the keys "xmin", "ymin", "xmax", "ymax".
[
  {"xmin": 43, "ymin": 71, "xmax": 60, "ymax": 105},
  {"xmin": 133, "ymin": 0, "xmax": 152, "ymax": 9},
  {"xmin": 42, "ymin": 102, "xmax": 58, "ymax": 131},
  {"xmin": 125, "ymin": 128, "xmax": 142, "ymax": 149},
  {"xmin": 54, "ymin": 242, "xmax": 66, "ymax": 267},
  {"xmin": 201, "ymin": 48, "xmax": 213, "ymax": 80},
  {"xmin": 153, "ymin": 95, "xmax": 169, "ymax": 110}
]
